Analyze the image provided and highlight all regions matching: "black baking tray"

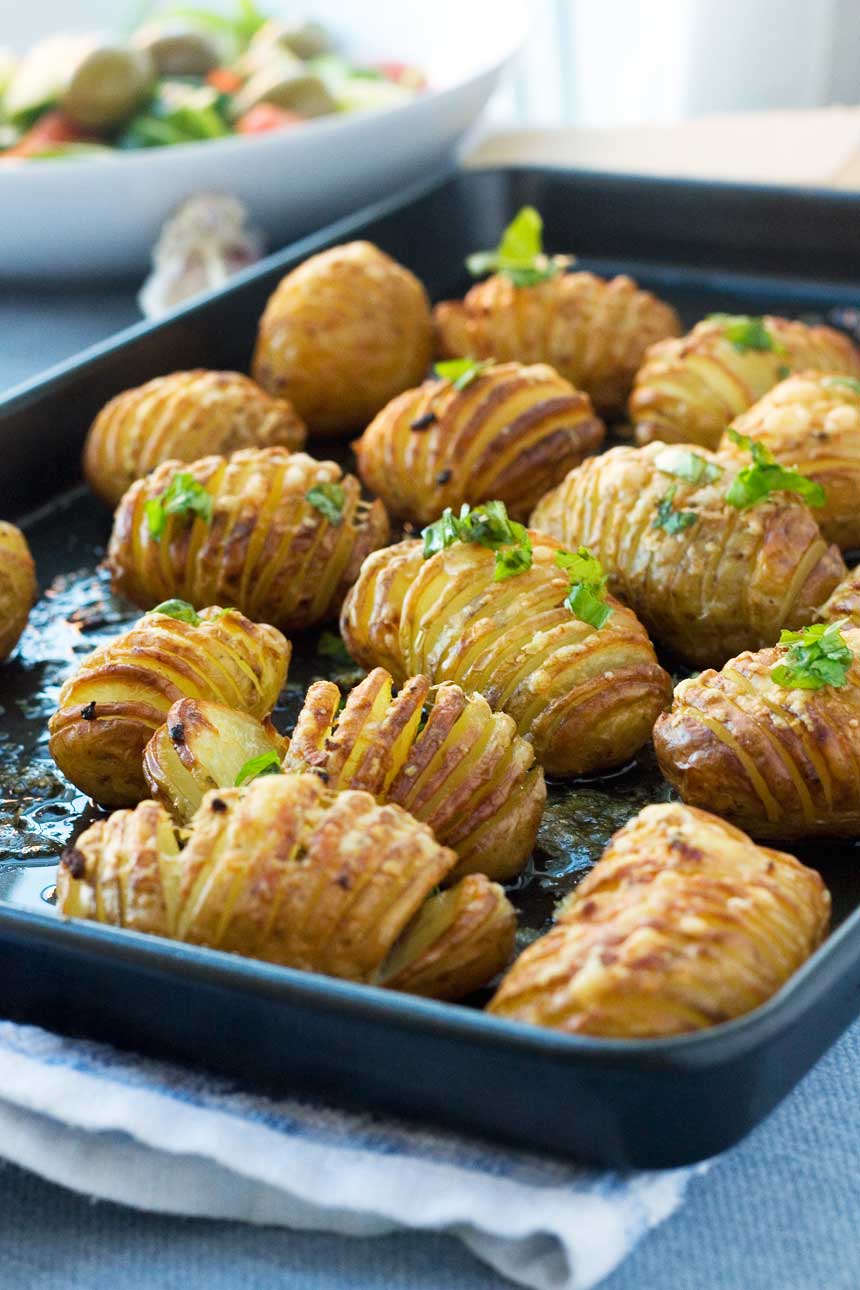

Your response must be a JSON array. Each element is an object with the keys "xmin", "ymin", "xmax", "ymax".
[{"xmin": 3, "ymin": 166, "xmax": 860, "ymax": 1169}]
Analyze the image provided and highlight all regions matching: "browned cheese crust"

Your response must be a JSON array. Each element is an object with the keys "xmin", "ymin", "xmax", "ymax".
[
  {"xmin": 819, "ymin": 565, "xmax": 860, "ymax": 625},
  {"xmin": 252, "ymin": 240, "xmax": 433, "ymax": 435},
  {"xmin": 48, "ymin": 607, "xmax": 289, "ymax": 806},
  {"xmin": 106, "ymin": 447, "xmax": 390, "ymax": 631},
  {"xmin": 530, "ymin": 441, "xmax": 845, "ymax": 668},
  {"xmin": 0, "ymin": 521, "xmax": 37, "ymax": 662},
  {"xmin": 653, "ymin": 626, "xmax": 860, "ymax": 838},
  {"xmin": 83, "ymin": 369, "xmax": 307, "ymax": 507},
  {"xmin": 489, "ymin": 802, "xmax": 829, "ymax": 1037},
  {"xmin": 353, "ymin": 361, "xmax": 605, "ymax": 524},
  {"xmin": 340, "ymin": 536, "xmax": 671, "ymax": 778},
  {"xmin": 630, "ymin": 316, "xmax": 860, "ymax": 449},
  {"xmin": 56, "ymin": 774, "xmax": 516, "ymax": 1000}
]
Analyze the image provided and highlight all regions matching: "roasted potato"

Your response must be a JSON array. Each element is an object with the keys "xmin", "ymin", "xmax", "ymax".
[
  {"xmin": 0, "ymin": 522, "xmax": 37, "ymax": 662},
  {"xmin": 56, "ymin": 773, "xmax": 516, "ymax": 1000},
  {"xmin": 489, "ymin": 802, "xmax": 829, "ymax": 1037},
  {"xmin": 630, "ymin": 315, "xmax": 860, "ymax": 449},
  {"xmin": 819, "ymin": 565, "xmax": 860, "ymax": 625},
  {"xmin": 433, "ymin": 271, "xmax": 681, "ymax": 417},
  {"xmin": 252, "ymin": 241, "xmax": 433, "ymax": 435},
  {"xmin": 718, "ymin": 372, "xmax": 860, "ymax": 549},
  {"xmin": 530, "ymin": 442, "xmax": 845, "ymax": 668},
  {"xmin": 83, "ymin": 369, "xmax": 307, "ymax": 507},
  {"xmin": 353, "ymin": 361, "xmax": 605, "ymax": 524},
  {"xmin": 654, "ymin": 625, "xmax": 860, "ymax": 838},
  {"xmin": 340, "ymin": 535, "xmax": 672, "ymax": 777},
  {"xmin": 49, "ymin": 605, "xmax": 289, "ymax": 807},
  {"xmin": 106, "ymin": 447, "xmax": 389, "ymax": 632}
]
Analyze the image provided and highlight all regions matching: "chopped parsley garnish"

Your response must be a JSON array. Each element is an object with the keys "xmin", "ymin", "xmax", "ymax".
[
  {"xmin": 823, "ymin": 376, "xmax": 860, "ymax": 397},
  {"xmin": 707, "ymin": 313, "xmax": 786, "ymax": 355},
  {"xmin": 555, "ymin": 547, "xmax": 612, "ymax": 629},
  {"xmin": 306, "ymin": 481, "xmax": 345, "ymax": 525},
  {"xmin": 317, "ymin": 630, "xmax": 353, "ymax": 666},
  {"xmin": 724, "ymin": 429, "xmax": 825, "ymax": 510},
  {"xmin": 234, "ymin": 749, "xmax": 282, "ymax": 786},
  {"xmin": 465, "ymin": 206, "xmax": 569, "ymax": 287},
  {"xmin": 654, "ymin": 447, "xmax": 723, "ymax": 486},
  {"xmin": 771, "ymin": 620, "xmax": 853, "ymax": 691},
  {"xmin": 144, "ymin": 472, "xmax": 213, "ymax": 541},
  {"xmin": 149, "ymin": 599, "xmax": 201, "ymax": 625},
  {"xmin": 653, "ymin": 486, "xmax": 698, "ymax": 534},
  {"xmin": 421, "ymin": 500, "xmax": 532, "ymax": 581},
  {"xmin": 433, "ymin": 357, "xmax": 494, "ymax": 391}
]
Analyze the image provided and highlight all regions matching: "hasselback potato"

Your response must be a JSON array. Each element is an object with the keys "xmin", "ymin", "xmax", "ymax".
[
  {"xmin": 353, "ymin": 360, "xmax": 605, "ymax": 524},
  {"xmin": 653, "ymin": 623, "xmax": 860, "ymax": 838},
  {"xmin": 340, "ymin": 532, "xmax": 671, "ymax": 777},
  {"xmin": 630, "ymin": 314, "xmax": 860, "ymax": 449},
  {"xmin": 719, "ymin": 372, "xmax": 860, "ymax": 549},
  {"xmin": 49, "ymin": 604, "xmax": 289, "ymax": 806},
  {"xmin": 252, "ymin": 240, "xmax": 433, "ymax": 435},
  {"xmin": 433, "ymin": 271, "xmax": 680, "ymax": 417},
  {"xmin": 0, "ymin": 521, "xmax": 37, "ymax": 662},
  {"xmin": 83, "ymin": 369, "xmax": 307, "ymax": 507},
  {"xmin": 820, "ymin": 565, "xmax": 860, "ymax": 625},
  {"xmin": 56, "ymin": 774, "xmax": 516, "ymax": 1000},
  {"xmin": 489, "ymin": 802, "xmax": 829, "ymax": 1037},
  {"xmin": 530, "ymin": 441, "xmax": 845, "ymax": 668},
  {"xmin": 106, "ymin": 447, "xmax": 389, "ymax": 631}
]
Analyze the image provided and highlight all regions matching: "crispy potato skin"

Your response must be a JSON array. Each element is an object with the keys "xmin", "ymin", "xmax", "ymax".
[
  {"xmin": 489, "ymin": 802, "xmax": 829, "ymax": 1037},
  {"xmin": 631, "ymin": 317, "xmax": 860, "ymax": 449},
  {"xmin": 83, "ymin": 370, "xmax": 307, "ymax": 507},
  {"xmin": 56, "ymin": 774, "xmax": 515, "ymax": 999},
  {"xmin": 654, "ymin": 627, "xmax": 860, "ymax": 838},
  {"xmin": 0, "ymin": 522, "xmax": 37, "ymax": 662},
  {"xmin": 433, "ymin": 271, "xmax": 680, "ymax": 417},
  {"xmin": 530, "ymin": 442, "xmax": 845, "ymax": 668},
  {"xmin": 48, "ymin": 607, "xmax": 289, "ymax": 807},
  {"xmin": 719, "ymin": 372, "xmax": 860, "ymax": 549},
  {"xmin": 285, "ymin": 668, "xmax": 546, "ymax": 881},
  {"xmin": 252, "ymin": 241, "xmax": 433, "ymax": 435},
  {"xmin": 820, "ymin": 565, "xmax": 860, "ymax": 625},
  {"xmin": 340, "ymin": 536, "xmax": 672, "ymax": 777},
  {"xmin": 106, "ymin": 447, "xmax": 389, "ymax": 631},
  {"xmin": 353, "ymin": 361, "xmax": 605, "ymax": 524}
]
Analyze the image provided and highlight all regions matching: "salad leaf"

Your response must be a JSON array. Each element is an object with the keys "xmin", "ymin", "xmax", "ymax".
[
  {"xmin": 145, "ymin": 471, "xmax": 213, "ymax": 540},
  {"xmin": 150, "ymin": 599, "xmax": 201, "ymax": 625},
  {"xmin": 306, "ymin": 481, "xmax": 345, "ymax": 525},
  {"xmin": 707, "ymin": 313, "xmax": 786, "ymax": 354},
  {"xmin": 433, "ymin": 357, "xmax": 493, "ymax": 392},
  {"xmin": 421, "ymin": 500, "xmax": 533, "ymax": 582},
  {"xmin": 234, "ymin": 748, "xmax": 282, "ymax": 785},
  {"xmin": 771, "ymin": 620, "xmax": 853, "ymax": 691},
  {"xmin": 653, "ymin": 486, "xmax": 698, "ymax": 534},
  {"xmin": 653, "ymin": 446, "xmax": 722, "ymax": 485},
  {"xmin": 466, "ymin": 206, "xmax": 569, "ymax": 287},
  {"xmin": 724, "ymin": 429, "xmax": 825, "ymax": 510},
  {"xmin": 555, "ymin": 547, "xmax": 612, "ymax": 629}
]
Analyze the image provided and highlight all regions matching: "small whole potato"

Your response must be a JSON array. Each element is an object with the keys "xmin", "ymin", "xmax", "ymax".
[
  {"xmin": 84, "ymin": 370, "xmax": 306, "ymax": 507},
  {"xmin": 252, "ymin": 241, "xmax": 433, "ymax": 435},
  {"xmin": 489, "ymin": 802, "xmax": 829, "ymax": 1037},
  {"xmin": 0, "ymin": 522, "xmax": 37, "ymax": 662}
]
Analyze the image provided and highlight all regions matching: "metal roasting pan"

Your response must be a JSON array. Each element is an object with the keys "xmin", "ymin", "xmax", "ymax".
[{"xmin": 3, "ymin": 166, "xmax": 860, "ymax": 1168}]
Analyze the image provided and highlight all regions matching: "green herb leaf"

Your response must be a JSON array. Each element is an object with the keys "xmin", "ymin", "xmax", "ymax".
[
  {"xmin": 823, "ymin": 376, "xmax": 860, "ymax": 397},
  {"xmin": 725, "ymin": 429, "xmax": 826, "ymax": 510},
  {"xmin": 653, "ymin": 485, "xmax": 698, "ymax": 534},
  {"xmin": 149, "ymin": 599, "xmax": 201, "ymax": 625},
  {"xmin": 555, "ymin": 547, "xmax": 612, "ymax": 629},
  {"xmin": 465, "ymin": 206, "xmax": 569, "ymax": 286},
  {"xmin": 145, "ymin": 471, "xmax": 213, "ymax": 541},
  {"xmin": 771, "ymin": 620, "xmax": 853, "ymax": 691},
  {"xmin": 707, "ymin": 313, "xmax": 786, "ymax": 355},
  {"xmin": 317, "ymin": 630, "xmax": 353, "ymax": 666},
  {"xmin": 306, "ymin": 481, "xmax": 346, "ymax": 525},
  {"xmin": 433, "ymin": 357, "xmax": 494, "ymax": 392},
  {"xmin": 234, "ymin": 749, "xmax": 282, "ymax": 786},
  {"xmin": 420, "ymin": 500, "xmax": 533, "ymax": 581},
  {"xmin": 654, "ymin": 447, "xmax": 723, "ymax": 485}
]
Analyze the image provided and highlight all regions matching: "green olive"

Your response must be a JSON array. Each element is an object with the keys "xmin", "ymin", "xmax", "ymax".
[
  {"xmin": 273, "ymin": 21, "xmax": 332, "ymax": 61},
  {"xmin": 132, "ymin": 25, "xmax": 220, "ymax": 78},
  {"xmin": 232, "ymin": 64, "xmax": 337, "ymax": 119},
  {"xmin": 61, "ymin": 46, "xmax": 154, "ymax": 130}
]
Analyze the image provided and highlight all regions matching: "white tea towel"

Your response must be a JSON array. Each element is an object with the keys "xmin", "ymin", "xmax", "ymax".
[{"xmin": 0, "ymin": 1020, "xmax": 705, "ymax": 1290}]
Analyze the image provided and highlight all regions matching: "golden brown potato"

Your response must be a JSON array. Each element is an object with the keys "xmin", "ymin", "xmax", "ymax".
[
  {"xmin": 819, "ymin": 565, "xmax": 860, "ymax": 625},
  {"xmin": 433, "ymin": 271, "xmax": 681, "ymax": 417},
  {"xmin": 56, "ymin": 774, "xmax": 516, "ymax": 999},
  {"xmin": 83, "ymin": 369, "xmax": 307, "ymax": 507},
  {"xmin": 489, "ymin": 802, "xmax": 829, "ymax": 1037},
  {"xmin": 252, "ymin": 241, "xmax": 433, "ymax": 435},
  {"xmin": 353, "ymin": 361, "xmax": 604, "ymax": 524},
  {"xmin": 530, "ymin": 441, "xmax": 845, "ymax": 668},
  {"xmin": 49, "ymin": 605, "xmax": 289, "ymax": 807},
  {"xmin": 106, "ymin": 447, "xmax": 389, "ymax": 632},
  {"xmin": 0, "ymin": 521, "xmax": 37, "ymax": 662},
  {"xmin": 718, "ymin": 372, "xmax": 860, "ymax": 549},
  {"xmin": 654, "ymin": 625, "xmax": 860, "ymax": 838},
  {"xmin": 630, "ymin": 315, "xmax": 860, "ymax": 449},
  {"xmin": 340, "ymin": 535, "xmax": 671, "ymax": 778}
]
